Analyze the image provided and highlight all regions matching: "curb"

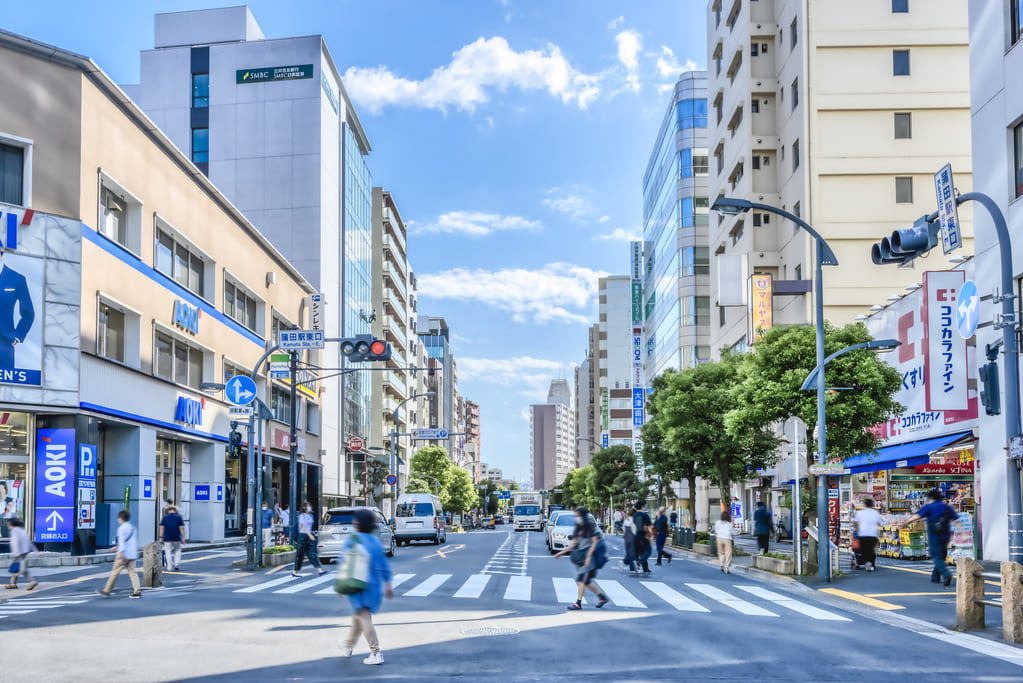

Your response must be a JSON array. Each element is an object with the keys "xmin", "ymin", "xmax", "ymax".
[
  {"xmin": 666, "ymin": 543, "xmax": 813, "ymax": 591},
  {"xmin": 3, "ymin": 539, "xmax": 244, "ymax": 568}
]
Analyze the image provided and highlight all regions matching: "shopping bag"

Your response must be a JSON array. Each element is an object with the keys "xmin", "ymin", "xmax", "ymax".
[{"xmin": 333, "ymin": 535, "xmax": 370, "ymax": 595}]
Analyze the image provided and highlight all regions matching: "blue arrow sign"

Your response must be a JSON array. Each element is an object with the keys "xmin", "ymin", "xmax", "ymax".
[
  {"xmin": 956, "ymin": 279, "xmax": 979, "ymax": 340},
  {"xmin": 225, "ymin": 375, "xmax": 257, "ymax": 406}
]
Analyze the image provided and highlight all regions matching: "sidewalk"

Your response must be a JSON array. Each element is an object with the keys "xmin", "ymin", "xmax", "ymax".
[{"xmin": 0, "ymin": 538, "xmax": 244, "ymax": 568}]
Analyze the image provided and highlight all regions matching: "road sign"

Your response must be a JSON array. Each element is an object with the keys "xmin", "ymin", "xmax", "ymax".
[
  {"xmin": 279, "ymin": 329, "xmax": 325, "ymax": 350},
  {"xmin": 956, "ymin": 279, "xmax": 979, "ymax": 340},
  {"xmin": 229, "ymin": 406, "xmax": 255, "ymax": 417},
  {"xmin": 347, "ymin": 436, "xmax": 364, "ymax": 452},
  {"xmin": 269, "ymin": 352, "xmax": 290, "ymax": 379},
  {"xmin": 808, "ymin": 464, "xmax": 847, "ymax": 476},
  {"xmin": 934, "ymin": 163, "xmax": 962, "ymax": 254},
  {"xmin": 306, "ymin": 293, "xmax": 324, "ymax": 331},
  {"xmin": 412, "ymin": 428, "xmax": 448, "ymax": 440},
  {"xmin": 386, "ymin": 474, "xmax": 398, "ymax": 486},
  {"xmin": 225, "ymin": 375, "xmax": 257, "ymax": 406},
  {"xmin": 498, "ymin": 490, "xmax": 511, "ymax": 499}
]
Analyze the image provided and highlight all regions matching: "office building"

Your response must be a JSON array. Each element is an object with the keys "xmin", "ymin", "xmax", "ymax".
[
  {"xmin": 464, "ymin": 399, "xmax": 481, "ymax": 482},
  {"xmin": 529, "ymin": 380, "xmax": 576, "ymax": 491},
  {"xmin": 597, "ymin": 276, "xmax": 637, "ymax": 449},
  {"xmin": 418, "ymin": 315, "xmax": 458, "ymax": 457}
]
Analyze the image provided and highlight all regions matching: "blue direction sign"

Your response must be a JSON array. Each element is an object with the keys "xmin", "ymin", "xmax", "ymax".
[
  {"xmin": 957, "ymin": 279, "xmax": 979, "ymax": 339},
  {"xmin": 225, "ymin": 375, "xmax": 257, "ymax": 406},
  {"xmin": 498, "ymin": 490, "xmax": 511, "ymax": 500},
  {"xmin": 412, "ymin": 428, "xmax": 448, "ymax": 440},
  {"xmin": 34, "ymin": 428, "xmax": 76, "ymax": 543}
]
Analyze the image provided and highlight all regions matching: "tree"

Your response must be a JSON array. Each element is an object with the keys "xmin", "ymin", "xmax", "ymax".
[
  {"xmin": 410, "ymin": 445, "xmax": 452, "ymax": 493},
  {"xmin": 568, "ymin": 466, "xmax": 594, "ymax": 510},
  {"xmin": 553, "ymin": 470, "xmax": 574, "ymax": 507},
  {"xmin": 641, "ymin": 397, "xmax": 700, "ymax": 510},
  {"xmin": 365, "ymin": 456, "xmax": 393, "ymax": 507},
  {"xmin": 591, "ymin": 445, "xmax": 641, "ymax": 510},
  {"xmin": 445, "ymin": 467, "xmax": 478, "ymax": 514},
  {"xmin": 727, "ymin": 323, "xmax": 904, "ymax": 464},
  {"xmin": 405, "ymin": 476, "xmax": 430, "ymax": 495}
]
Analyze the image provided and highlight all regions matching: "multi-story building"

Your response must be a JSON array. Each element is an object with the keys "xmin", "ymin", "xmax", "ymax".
[
  {"xmin": 0, "ymin": 28, "xmax": 320, "ymax": 553},
  {"xmin": 529, "ymin": 380, "xmax": 576, "ymax": 490},
  {"xmin": 480, "ymin": 463, "xmax": 502, "ymax": 483},
  {"xmin": 418, "ymin": 315, "xmax": 458, "ymax": 458},
  {"xmin": 598, "ymin": 276, "xmax": 636, "ymax": 449},
  {"xmin": 464, "ymin": 399, "xmax": 481, "ymax": 482},
  {"xmin": 967, "ymin": 0, "xmax": 1023, "ymax": 561},
  {"xmin": 124, "ymin": 6, "xmax": 378, "ymax": 506},
  {"xmin": 642, "ymin": 71, "xmax": 711, "ymax": 378},
  {"xmin": 575, "ymin": 324, "xmax": 600, "ymax": 468},
  {"xmin": 706, "ymin": 0, "xmax": 973, "ymax": 356}
]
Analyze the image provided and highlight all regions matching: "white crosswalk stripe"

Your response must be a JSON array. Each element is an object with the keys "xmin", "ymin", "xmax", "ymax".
[
  {"xmin": 234, "ymin": 575, "xmax": 298, "ymax": 593},
  {"xmin": 504, "ymin": 576, "xmax": 531, "ymax": 601},
  {"xmin": 404, "ymin": 573, "xmax": 451, "ymax": 597},
  {"xmin": 686, "ymin": 583, "xmax": 778, "ymax": 617},
  {"xmin": 641, "ymin": 581, "xmax": 709, "ymax": 612},
  {"xmin": 0, "ymin": 596, "xmax": 91, "ymax": 618},
  {"xmin": 552, "ymin": 577, "xmax": 586, "ymax": 604},
  {"xmin": 453, "ymin": 574, "xmax": 491, "ymax": 599},
  {"xmin": 599, "ymin": 579, "xmax": 646, "ymax": 608},
  {"xmin": 735, "ymin": 586, "xmax": 850, "ymax": 621},
  {"xmin": 275, "ymin": 573, "xmax": 334, "ymax": 594}
]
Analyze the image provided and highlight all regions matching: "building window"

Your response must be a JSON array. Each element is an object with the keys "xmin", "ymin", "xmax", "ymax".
[
  {"xmin": 896, "ymin": 176, "xmax": 914, "ymax": 203},
  {"xmin": 224, "ymin": 277, "xmax": 259, "ymax": 332},
  {"xmin": 791, "ymin": 17, "xmax": 798, "ymax": 49},
  {"xmin": 792, "ymin": 140, "xmax": 800, "ymax": 172},
  {"xmin": 223, "ymin": 359, "xmax": 250, "ymax": 384},
  {"xmin": 751, "ymin": 99, "xmax": 760, "ymax": 114},
  {"xmin": 892, "ymin": 0, "xmax": 909, "ymax": 12},
  {"xmin": 154, "ymin": 330, "xmax": 204, "ymax": 389},
  {"xmin": 306, "ymin": 401, "xmax": 320, "ymax": 434},
  {"xmin": 895, "ymin": 112, "xmax": 912, "ymax": 139},
  {"xmin": 98, "ymin": 303, "xmax": 125, "ymax": 363},
  {"xmin": 1014, "ymin": 121, "xmax": 1023, "ymax": 198},
  {"xmin": 792, "ymin": 78, "xmax": 799, "ymax": 110},
  {"xmin": 192, "ymin": 73, "xmax": 209, "ymax": 108},
  {"xmin": 794, "ymin": 201, "xmax": 801, "ymax": 219},
  {"xmin": 191, "ymin": 128, "xmax": 209, "ymax": 163},
  {"xmin": 1014, "ymin": 0, "xmax": 1023, "ymax": 45},
  {"xmin": 155, "ymin": 227, "xmax": 206, "ymax": 298},
  {"xmin": 99, "ymin": 185, "xmax": 128, "ymax": 247},
  {"xmin": 752, "ymin": 212, "xmax": 762, "ymax": 226},
  {"xmin": 271, "ymin": 385, "xmax": 292, "ymax": 423},
  {"xmin": 751, "ymin": 42, "xmax": 759, "ymax": 57},
  {"xmin": 0, "ymin": 141, "xmax": 25, "ymax": 205},
  {"xmin": 794, "ymin": 264, "xmax": 802, "ymax": 280},
  {"xmin": 893, "ymin": 49, "xmax": 910, "ymax": 76}
]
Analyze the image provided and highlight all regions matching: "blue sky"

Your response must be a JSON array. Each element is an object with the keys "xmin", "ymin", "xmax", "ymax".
[{"xmin": 2, "ymin": 0, "xmax": 707, "ymax": 482}]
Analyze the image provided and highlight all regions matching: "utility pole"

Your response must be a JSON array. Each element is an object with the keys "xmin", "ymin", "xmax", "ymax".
[
  {"xmin": 245, "ymin": 411, "xmax": 255, "ymax": 571},
  {"xmin": 289, "ymin": 350, "xmax": 299, "ymax": 544}
]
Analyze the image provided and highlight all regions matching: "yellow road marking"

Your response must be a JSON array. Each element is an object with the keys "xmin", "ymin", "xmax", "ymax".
[
  {"xmin": 422, "ymin": 544, "xmax": 466, "ymax": 560},
  {"xmin": 819, "ymin": 588, "xmax": 905, "ymax": 610},
  {"xmin": 179, "ymin": 555, "xmax": 222, "ymax": 563},
  {"xmin": 864, "ymin": 592, "xmax": 996, "ymax": 597},
  {"xmin": 265, "ymin": 564, "xmax": 288, "ymax": 575},
  {"xmin": 161, "ymin": 571, "xmax": 220, "ymax": 577}
]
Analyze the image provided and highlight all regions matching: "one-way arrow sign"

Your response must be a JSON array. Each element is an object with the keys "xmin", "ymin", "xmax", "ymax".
[{"xmin": 225, "ymin": 375, "xmax": 257, "ymax": 406}]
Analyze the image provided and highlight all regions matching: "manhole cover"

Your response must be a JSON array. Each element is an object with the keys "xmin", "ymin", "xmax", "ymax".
[{"xmin": 460, "ymin": 626, "xmax": 520, "ymax": 637}]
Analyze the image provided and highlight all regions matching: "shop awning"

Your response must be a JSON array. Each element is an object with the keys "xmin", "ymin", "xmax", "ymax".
[{"xmin": 841, "ymin": 431, "xmax": 973, "ymax": 475}]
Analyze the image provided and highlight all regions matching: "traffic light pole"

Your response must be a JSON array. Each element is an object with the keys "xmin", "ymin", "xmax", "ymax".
[
  {"xmin": 289, "ymin": 351, "xmax": 299, "ymax": 545},
  {"xmin": 245, "ymin": 410, "xmax": 255, "ymax": 571}
]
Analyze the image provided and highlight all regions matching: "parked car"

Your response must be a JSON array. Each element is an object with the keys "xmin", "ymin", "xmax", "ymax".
[
  {"xmin": 394, "ymin": 493, "xmax": 447, "ymax": 545},
  {"xmin": 545, "ymin": 510, "xmax": 573, "ymax": 551},
  {"xmin": 481, "ymin": 516, "xmax": 495, "ymax": 529},
  {"xmin": 318, "ymin": 506, "xmax": 395, "ymax": 561}
]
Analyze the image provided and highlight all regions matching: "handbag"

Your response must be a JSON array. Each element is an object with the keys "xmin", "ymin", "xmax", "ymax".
[
  {"xmin": 8, "ymin": 561, "xmax": 20, "ymax": 575},
  {"xmin": 334, "ymin": 535, "xmax": 371, "ymax": 595}
]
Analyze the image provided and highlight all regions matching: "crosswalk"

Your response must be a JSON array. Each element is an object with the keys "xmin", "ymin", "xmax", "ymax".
[
  {"xmin": 0, "ymin": 596, "xmax": 90, "ymax": 619},
  {"xmin": 232, "ymin": 571, "xmax": 850, "ymax": 621}
]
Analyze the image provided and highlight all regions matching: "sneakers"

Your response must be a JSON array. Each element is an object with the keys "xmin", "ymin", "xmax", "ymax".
[
  {"xmin": 318, "ymin": 569, "xmax": 327, "ymax": 577},
  {"xmin": 339, "ymin": 644, "xmax": 354, "ymax": 659},
  {"xmin": 566, "ymin": 601, "xmax": 582, "ymax": 610},
  {"xmin": 96, "ymin": 589, "xmax": 110, "ymax": 598},
  {"xmin": 129, "ymin": 592, "xmax": 142, "ymax": 599},
  {"xmin": 26, "ymin": 581, "xmax": 38, "ymax": 591},
  {"xmin": 865, "ymin": 564, "xmax": 875, "ymax": 572},
  {"xmin": 944, "ymin": 575, "xmax": 953, "ymax": 587},
  {"xmin": 364, "ymin": 652, "xmax": 384, "ymax": 666},
  {"xmin": 595, "ymin": 596, "xmax": 610, "ymax": 609}
]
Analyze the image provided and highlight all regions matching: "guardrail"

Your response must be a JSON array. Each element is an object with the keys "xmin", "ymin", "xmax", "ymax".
[{"xmin": 956, "ymin": 558, "xmax": 1023, "ymax": 644}]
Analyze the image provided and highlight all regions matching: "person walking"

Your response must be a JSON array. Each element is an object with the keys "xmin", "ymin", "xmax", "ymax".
[
  {"xmin": 632, "ymin": 501, "xmax": 654, "ymax": 574},
  {"xmin": 669, "ymin": 510, "xmax": 678, "ymax": 529},
  {"xmin": 261, "ymin": 501, "xmax": 274, "ymax": 549},
  {"xmin": 280, "ymin": 503, "xmax": 291, "ymax": 542},
  {"xmin": 654, "ymin": 506, "xmax": 673, "ymax": 566},
  {"xmin": 754, "ymin": 501, "xmax": 771, "ymax": 555},
  {"xmin": 98, "ymin": 510, "xmax": 141, "ymax": 599},
  {"xmin": 853, "ymin": 498, "xmax": 882, "ymax": 572},
  {"xmin": 714, "ymin": 510, "xmax": 734, "ymax": 574},
  {"xmin": 613, "ymin": 508, "xmax": 624, "ymax": 535},
  {"xmin": 901, "ymin": 489, "xmax": 957, "ymax": 587},
  {"xmin": 159, "ymin": 505, "xmax": 186, "ymax": 572},
  {"xmin": 293, "ymin": 501, "xmax": 326, "ymax": 577},
  {"xmin": 338, "ymin": 509, "xmax": 393, "ymax": 666},
  {"xmin": 621, "ymin": 511, "xmax": 638, "ymax": 575},
  {"xmin": 555, "ymin": 507, "xmax": 610, "ymax": 610},
  {"xmin": 5, "ymin": 518, "xmax": 37, "ymax": 591}
]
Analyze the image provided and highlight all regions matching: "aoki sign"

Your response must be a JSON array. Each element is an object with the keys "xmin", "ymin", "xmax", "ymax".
[{"xmin": 173, "ymin": 299, "xmax": 200, "ymax": 334}]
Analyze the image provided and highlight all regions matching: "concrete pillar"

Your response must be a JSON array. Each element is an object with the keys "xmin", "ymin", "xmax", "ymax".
[
  {"xmin": 1001, "ymin": 561, "xmax": 1023, "ymax": 644},
  {"xmin": 142, "ymin": 541, "xmax": 163, "ymax": 588},
  {"xmin": 696, "ymin": 478, "xmax": 709, "ymax": 532},
  {"xmin": 956, "ymin": 557, "xmax": 985, "ymax": 631}
]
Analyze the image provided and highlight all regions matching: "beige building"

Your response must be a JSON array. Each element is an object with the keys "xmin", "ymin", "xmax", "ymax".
[
  {"xmin": 0, "ymin": 30, "xmax": 320, "ymax": 553},
  {"xmin": 706, "ymin": 0, "xmax": 973, "ymax": 355}
]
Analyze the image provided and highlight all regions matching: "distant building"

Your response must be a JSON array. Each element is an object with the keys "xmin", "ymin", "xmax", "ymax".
[
  {"xmin": 530, "ymin": 380, "xmax": 576, "ymax": 490},
  {"xmin": 597, "ymin": 277, "xmax": 636, "ymax": 450}
]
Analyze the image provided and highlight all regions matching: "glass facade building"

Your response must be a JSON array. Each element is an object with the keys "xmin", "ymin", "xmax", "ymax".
[
  {"xmin": 343, "ymin": 124, "xmax": 373, "ymax": 441},
  {"xmin": 642, "ymin": 71, "xmax": 710, "ymax": 381}
]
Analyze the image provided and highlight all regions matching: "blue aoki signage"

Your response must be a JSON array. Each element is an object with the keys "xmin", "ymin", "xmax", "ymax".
[
  {"xmin": 173, "ymin": 299, "xmax": 200, "ymax": 334},
  {"xmin": 175, "ymin": 396, "xmax": 205, "ymax": 426},
  {"xmin": 194, "ymin": 484, "xmax": 211, "ymax": 501},
  {"xmin": 34, "ymin": 428, "xmax": 76, "ymax": 543}
]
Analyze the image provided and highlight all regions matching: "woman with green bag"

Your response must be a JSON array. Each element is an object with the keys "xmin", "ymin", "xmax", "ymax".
[{"xmin": 337, "ymin": 509, "xmax": 393, "ymax": 666}]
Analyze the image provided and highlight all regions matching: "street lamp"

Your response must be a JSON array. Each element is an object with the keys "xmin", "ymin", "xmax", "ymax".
[
  {"xmin": 799, "ymin": 339, "xmax": 902, "ymax": 392},
  {"xmin": 712, "ymin": 196, "xmax": 838, "ymax": 581}
]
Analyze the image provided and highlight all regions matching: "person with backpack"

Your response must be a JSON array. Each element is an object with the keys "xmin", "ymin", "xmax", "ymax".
[
  {"xmin": 902, "ymin": 489, "xmax": 957, "ymax": 587},
  {"xmin": 159, "ymin": 504, "xmax": 186, "ymax": 572},
  {"xmin": 853, "ymin": 498, "xmax": 882, "ymax": 572},
  {"xmin": 98, "ymin": 510, "xmax": 141, "ymax": 599},
  {"xmin": 555, "ymin": 507, "xmax": 610, "ymax": 610},
  {"xmin": 654, "ymin": 506, "xmax": 673, "ymax": 565},
  {"xmin": 632, "ymin": 501, "xmax": 653, "ymax": 574},
  {"xmin": 336, "ymin": 509, "xmax": 393, "ymax": 666},
  {"xmin": 5, "ymin": 518, "xmax": 37, "ymax": 591}
]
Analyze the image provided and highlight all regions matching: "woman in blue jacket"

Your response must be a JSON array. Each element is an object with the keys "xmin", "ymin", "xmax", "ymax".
[{"xmin": 339, "ymin": 509, "xmax": 393, "ymax": 666}]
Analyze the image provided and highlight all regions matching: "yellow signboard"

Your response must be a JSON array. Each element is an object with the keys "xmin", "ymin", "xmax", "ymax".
[{"xmin": 747, "ymin": 274, "xmax": 773, "ymax": 344}]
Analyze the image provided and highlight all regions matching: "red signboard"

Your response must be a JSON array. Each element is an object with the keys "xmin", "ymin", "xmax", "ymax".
[
  {"xmin": 347, "ymin": 436, "xmax": 364, "ymax": 452},
  {"xmin": 913, "ymin": 462, "xmax": 974, "ymax": 475}
]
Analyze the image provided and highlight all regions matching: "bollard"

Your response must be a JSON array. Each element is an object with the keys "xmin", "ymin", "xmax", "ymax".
[
  {"xmin": 143, "ymin": 541, "xmax": 163, "ymax": 588},
  {"xmin": 955, "ymin": 557, "xmax": 984, "ymax": 631},
  {"xmin": 1001, "ymin": 561, "xmax": 1023, "ymax": 644},
  {"xmin": 709, "ymin": 532, "xmax": 717, "ymax": 557}
]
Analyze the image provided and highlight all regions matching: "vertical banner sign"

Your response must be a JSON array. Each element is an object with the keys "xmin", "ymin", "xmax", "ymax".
[
  {"xmin": 747, "ymin": 274, "xmax": 774, "ymax": 344},
  {"xmin": 934, "ymin": 164, "xmax": 962, "ymax": 255},
  {"xmin": 600, "ymin": 389, "xmax": 609, "ymax": 448},
  {"xmin": 923, "ymin": 271, "xmax": 968, "ymax": 411},
  {"xmin": 77, "ymin": 444, "xmax": 97, "ymax": 530},
  {"xmin": 35, "ymin": 428, "xmax": 75, "ymax": 543},
  {"xmin": 630, "ymin": 241, "xmax": 646, "ymax": 466}
]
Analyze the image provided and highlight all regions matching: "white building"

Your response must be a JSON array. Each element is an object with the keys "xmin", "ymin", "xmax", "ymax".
[{"xmin": 598, "ymin": 276, "xmax": 637, "ymax": 449}]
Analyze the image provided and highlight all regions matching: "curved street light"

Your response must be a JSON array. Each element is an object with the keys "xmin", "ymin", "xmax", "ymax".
[{"xmin": 800, "ymin": 339, "xmax": 902, "ymax": 391}]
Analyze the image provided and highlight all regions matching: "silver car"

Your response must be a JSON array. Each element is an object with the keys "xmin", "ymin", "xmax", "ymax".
[
  {"xmin": 317, "ymin": 506, "xmax": 396, "ymax": 561},
  {"xmin": 547, "ymin": 511, "xmax": 580, "ymax": 554}
]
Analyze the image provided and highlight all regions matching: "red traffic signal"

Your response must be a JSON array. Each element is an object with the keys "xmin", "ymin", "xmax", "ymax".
[{"xmin": 341, "ymin": 335, "xmax": 392, "ymax": 362}]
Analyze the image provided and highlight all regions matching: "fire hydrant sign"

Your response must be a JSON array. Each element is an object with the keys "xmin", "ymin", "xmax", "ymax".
[
  {"xmin": 34, "ymin": 428, "xmax": 76, "ymax": 543},
  {"xmin": 923, "ymin": 271, "xmax": 968, "ymax": 412}
]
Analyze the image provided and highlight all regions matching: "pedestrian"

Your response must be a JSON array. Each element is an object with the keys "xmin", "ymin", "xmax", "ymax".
[
  {"xmin": 5, "ymin": 518, "xmax": 37, "ymax": 591},
  {"xmin": 621, "ymin": 511, "xmax": 638, "ymax": 574},
  {"xmin": 670, "ymin": 510, "xmax": 678, "ymax": 529},
  {"xmin": 613, "ymin": 508, "xmax": 624, "ymax": 535},
  {"xmin": 853, "ymin": 498, "xmax": 881, "ymax": 572},
  {"xmin": 715, "ymin": 510, "xmax": 734, "ymax": 574},
  {"xmin": 555, "ymin": 506, "xmax": 610, "ymax": 610},
  {"xmin": 632, "ymin": 501, "xmax": 653, "ymax": 574},
  {"xmin": 261, "ymin": 501, "xmax": 274, "ymax": 549},
  {"xmin": 338, "ymin": 509, "xmax": 393, "ymax": 666},
  {"xmin": 280, "ymin": 503, "xmax": 291, "ymax": 542},
  {"xmin": 98, "ymin": 510, "xmax": 141, "ymax": 599},
  {"xmin": 654, "ymin": 506, "xmax": 673, "ymax": 565},
  {"xmin": 293, "ymin": 501, "xmax": 326, "ymax": 577},
  {"xmin": 754, "ymin": 501, "xmax": 771, "ymax": 554},
  {"xmin": 901, "ymin": 489, "xmax": 957, "ymax": 587},
  {"xmin": 159, "ymin": 504, "xmax": 186, "ymax": 572}
]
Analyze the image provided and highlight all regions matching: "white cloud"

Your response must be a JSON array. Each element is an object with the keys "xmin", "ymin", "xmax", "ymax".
[
  {"xmin": 343, "ymin": 37, "xmax": 602, "ymax": 114},
  {"xmin": 607, "ymin": 16, "xmax": 624, "ymax": 30},
  {"xmin": 417, "ymin": 262, "xmax": 608, "ymax": 324},
  {"xmin": 595, "ymin": 227, "xmax": 642, "ymax": 242},
  {"xmin": 616, "ymin": 30, "xmax": 643, "ymax": 92},
  {"xmin": 542, "ymin": 186, "xmax": 594, "ymax": 221},
  {"xmin": 598, "ymin": 215, "xmax": 610, "ymax": 223},
  {"xmin": 484, "ymin": 116, "xmax": 495, "ymax": 128},
  {"xmin": 459, "ymin": 356, "xmax": 564, "ymax": 400},
  {"xmin": 410, "ymin": 211, "xmax": 541, "ymax": 237},
  {"xmin": 655, "ymin": 46, "xmax": 699, "ymax": 91}
]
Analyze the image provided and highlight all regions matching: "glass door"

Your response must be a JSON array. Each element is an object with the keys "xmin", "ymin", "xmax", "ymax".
[{"xmin": 155, "ymin": 439, "xmax": 183, "ymax": 536}]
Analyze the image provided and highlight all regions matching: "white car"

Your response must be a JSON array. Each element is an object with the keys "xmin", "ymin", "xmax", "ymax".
[
  {"xmin": 394, "ymin": 493, "xmax": 448, "ymax": 546},
  {"xmin": 546, "ymin": 511, "xmax": 577, "ymax": 553},
  {"xmin": 317, "ymin": 506, "xmax": 395, "ymax": 561}
]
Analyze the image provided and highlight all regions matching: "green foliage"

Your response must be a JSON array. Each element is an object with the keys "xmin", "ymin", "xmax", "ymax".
[
  {"xmin": 262, "ymin": 545, "xmax": 294, "ymax": 554},
  {"xmin": 445, "ymin": 467, "xmax": 479, "ymax": 514},
  {"xmin": 552, "ymin": 471, "xmax": 572, "ymax": 506},
  {"xmin": 567, "ymin": 466, "xmax": 596, "ymax": 510},
  {"xmin": 365, "ymin": 456, "xmax": 393, "ymax": 506},
  {"xmin": 405, "ymin": 477, "xmax": 430, "ymax": 495},
  {"xmin": 410, "ymin": 446, "xmax": 452, "ymax": 491}
]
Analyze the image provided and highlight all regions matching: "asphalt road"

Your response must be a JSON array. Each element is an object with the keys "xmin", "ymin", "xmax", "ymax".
[{"xmin": 2, "ymin": 529, "xmax": 1022, "ymax": 682}]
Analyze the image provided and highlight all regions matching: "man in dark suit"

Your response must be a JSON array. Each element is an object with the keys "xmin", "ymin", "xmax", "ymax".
[{"xmin": 0, "ymin": 254, "xmax": 34, "ymax": 368}]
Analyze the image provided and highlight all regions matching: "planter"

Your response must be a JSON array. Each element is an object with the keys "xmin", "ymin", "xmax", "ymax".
[
  {"xmin": 692, "ymin": 542, "xmax": 710, "ymax": 556},
  {"xmin": 263, "ymin": 550, "xmax": 296, "ymax": 567},
  {"xmin": 752, "ymin": 554, "xmax": 795, "ymax": 575}
]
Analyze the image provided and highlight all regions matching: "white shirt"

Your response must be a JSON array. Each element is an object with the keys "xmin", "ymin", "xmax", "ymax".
[
  {"xmin": 117, "ymin": 521, "xmax": 138, "ymax": 560},
  {"xmin": 714, "ymin": 520, "xmax": 734, "ymax": 540},
  {"xmin": 10, "ymin": 526, "xmax": 30, "ymax": 556},
  {"xmin": 853, "ymin": 507, "xmax": 882, "ymax": 539},
  {"xmin": 280, "ymin": 509, "xmax": 290, "ymax": 528}
]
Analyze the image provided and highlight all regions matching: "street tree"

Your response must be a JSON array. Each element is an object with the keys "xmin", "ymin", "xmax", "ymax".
[
  {"xmin": 641, "ymin": 402, "xmax": 700, "ymax": 511},
  {"xmin": 590, "ymin": 446, "xmax": 640, "ymax": 511},
  {"xmin": 568, "ymin": 466, "xmax": 595, "ymax": 510},
  {"xmin": 365, "ymin": 456, "xmax": 393, "ymax": 507},
  {"xmin": 410, "ymin": 445, "xmax": 452, "ymax": 490},
  {"xmin": 554, "ymin": 469, "xmax": 575, "ymax": 507},
  {"xmin": 445, "ymin": 467, "xmax": 479, "ymax": 514},
  {"xmin": 405, "ymin": 476, "xmax": 430, "ymax": 495},
  {"xmin": 727, "ymin": 323, "xmax": 904, "ymax": 463}
]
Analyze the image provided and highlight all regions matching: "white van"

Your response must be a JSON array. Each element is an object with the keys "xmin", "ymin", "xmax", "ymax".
[{"xmin": 394, "ymin": 493, "xmax": 447, "ymax": 545}]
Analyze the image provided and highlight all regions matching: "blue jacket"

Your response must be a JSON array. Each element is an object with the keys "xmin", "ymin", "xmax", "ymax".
[
  {"xmin": 345, "ymin": 532, "xmax": 393, "ymax": 614},
  {"xmin": 754, "ymin": 506, "xmax": 771, "ymax": 535}
]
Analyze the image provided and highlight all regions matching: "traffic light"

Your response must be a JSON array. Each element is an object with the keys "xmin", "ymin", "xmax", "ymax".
[
  {"xmin": 979, "ymin": 350, "xmax": 1001, "ymax": 416},
  {"xmin": 228, "ymin": 422, "xmax": 243, "ymax": 459},
  {"xmin": 870, "ymin": 215, "xmax": 940, "ymax": 266},
  {"xmin": 340, "ymin": 334, "xmax": 392, "ymax": 362}
]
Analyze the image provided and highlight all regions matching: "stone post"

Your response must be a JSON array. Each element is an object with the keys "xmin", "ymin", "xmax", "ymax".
[
  {"xmin": 143, "ymin": 541, "xmax": 163, "ymax": 588},
  {"xmin": 1001, "ymin": 561, "xmax": 1023, "ymax": 644},
  {"xmin": 955, "ymin": 557, "xmax": 984, "ymax": 631}
]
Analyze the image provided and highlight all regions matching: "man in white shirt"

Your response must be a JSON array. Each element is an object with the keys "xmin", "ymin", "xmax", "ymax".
[
  {"xmin": 853, "ymin": 498, "xmax": 882, "ymax": 572},
  {"xmin": 98, "ymin": 510, "xmax": 141, "ymax": 598}
]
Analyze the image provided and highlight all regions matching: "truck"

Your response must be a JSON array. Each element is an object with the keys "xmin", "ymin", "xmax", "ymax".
[{"xmin": 512, "ymin": 492, "xmax": 544, "ymax": 531}]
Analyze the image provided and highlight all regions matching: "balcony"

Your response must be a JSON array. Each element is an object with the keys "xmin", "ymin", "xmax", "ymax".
[
  {"xmin": 384, "ymin": 370, "xmax": 408, "ymax": 399},
  {"xmin": 384, "ymin": 315, "xmax": 408, "ymax": 351},
  {"xmin": 384, "ymin": 233, "xmax": 407, "ymax": 267},
  {"xmin": 382, "ymin": 207, "xmax": 407, "ymax": 255},
  {"xmin": 384, "ymin": 262, "xmax": 407, "ymax": 298},
  {"xmin": 386, "ymin": 344, "xmax": 405, "ymax": 370},
  {"xmin": 383, "ymin": 288, "xmax": 407, "ymax": 321},
  {"xmin": 383, "ymin": 395, "xmax": 400, "ymax": 416}
]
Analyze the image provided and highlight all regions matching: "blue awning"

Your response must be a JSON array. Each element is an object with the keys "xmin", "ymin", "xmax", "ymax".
[{"xmin": 841, "ymin": 431, "xmax": 973, "ymax": 474}]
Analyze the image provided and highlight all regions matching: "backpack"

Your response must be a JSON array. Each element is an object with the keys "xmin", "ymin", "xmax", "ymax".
[
  {"xmin": 333, "ymin": 534, "xmax": 371, "ymax": 595},
  {"xmin": 929, "ymin": 504, "xmax": 957, "ymax": 539}
]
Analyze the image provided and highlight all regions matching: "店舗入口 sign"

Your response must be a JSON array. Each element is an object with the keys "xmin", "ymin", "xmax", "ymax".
[
  {"xmin": 747, "ymin": 274, "xmax": 773, "ymax": 344},
  {"xmin": 34, "ymin": 428, "xmax": 75, "ymax": 543},
  {"xmin": 923, "ymin": 271, "xmax": 968, "ymax": 412},
  {"xmin": 237, "ymin": 64, "xmax": 314, "ymax": 84}
]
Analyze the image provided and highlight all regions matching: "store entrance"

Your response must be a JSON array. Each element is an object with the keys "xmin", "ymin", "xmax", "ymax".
[{"xmin": 155, "ymin": 438, "xmax": 185, "ymax": 537}]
